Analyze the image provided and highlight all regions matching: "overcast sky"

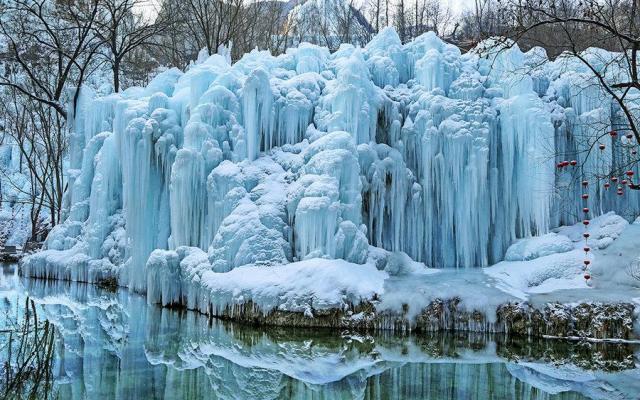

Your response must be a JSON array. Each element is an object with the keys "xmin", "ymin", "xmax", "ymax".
[
  {"xmin": 448, "ymin": 0, "xmax": 475, "ymax": 14},
  {"xmin": 137, "ymin": 0, "xmax": 476, "ymax": 18}
]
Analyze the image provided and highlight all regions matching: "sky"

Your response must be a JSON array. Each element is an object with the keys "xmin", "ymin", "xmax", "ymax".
[
  {"xmin": 137, "ymin": 0, "xmax": 476, "ymax": 18},
  {"xmin": 448, "ymin": 0, "xmax": 475, "ymax": 15}
]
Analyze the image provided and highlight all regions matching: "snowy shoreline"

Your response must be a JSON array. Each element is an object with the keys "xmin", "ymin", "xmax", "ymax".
[{"xmin": 14, "ymin": 251, "xmax": 639, "ymax": 341}]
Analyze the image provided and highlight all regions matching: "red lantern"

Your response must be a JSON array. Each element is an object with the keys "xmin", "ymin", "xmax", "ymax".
[
  {"xmin": 570, "ymin": 160, "xmax": 577, "ymax": 166},
  {"xmin": 581, "ymin": 180, "xmax": 589, "ymax": 187},
  {"xmin": 626, "ymin": 170, "xmax": 634, "ymax": 177},
  {"xmin": 582, "ymin": 194, "xmax": 589, "ymax": 199},
  {"xmin": 583, "ymin": 247, "xmax": 590, "ymax": 252},
  {"xmin": 583, "ymin": 220, "xmax": 590, "ymax": 225},
  {"xmin": 562, "ymin": 160, "xmax": 570, "ymax": 167},
  {"xmin": 584, "ymin": 260, "xmax": 591, "ymax": 265},
  {"xmin": 617, "ymin": 189, "xmax": 624, "ymax": 196},
  {"xmin": 583, "ymin": 233, "xmax": 590, "ymax": 238},
  {"xmin": 584, "ymin": 273, "xmax": 591, "ymax": 280},
  {"xmin": 556, "ymin": 162, "xmax": 564, "ymax": 169},
  {"xmin": 582, "ymin": 207, "xmax": 589, "ymax": 213},
  {"xmin": 610, "ymin": 130, "xmax": 618, "ymax": 137},
  {"xmin": 599, "ymin": 143, "xmax": 606, "ymax": 150},
  {"xmin": 622, "ymin": 179, "xmax": 628, "ymax": 185},
  {"xmin": 612, "ymin": 177, "xmax": 618, "ymax": 182},
  {"xmin": 604, "ymin": 182, "xmax": 611, "ymax": 189}
]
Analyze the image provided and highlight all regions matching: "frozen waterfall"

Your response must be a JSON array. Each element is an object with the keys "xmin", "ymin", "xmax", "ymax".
[{"xmin": 22, "ymin": 28, "xmax": 640, "ymax": 293}]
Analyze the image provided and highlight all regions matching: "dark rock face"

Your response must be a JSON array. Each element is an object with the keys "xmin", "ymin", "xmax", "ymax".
[
  {"xmin": 497, "ymin": 301, "xmax": 635, "ymax": 339},
  {"xmin": 339, "ymin": 299, "xmax": 635, "ymax": 340},
  {"xmin": 191, "ymin": 297, "xmax": 636, "ymax": 340}
]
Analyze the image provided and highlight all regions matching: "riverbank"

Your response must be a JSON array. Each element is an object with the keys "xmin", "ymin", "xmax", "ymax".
[{"xmin": 147, "ymin": 264, "xmax": 638, "ymax": 340}]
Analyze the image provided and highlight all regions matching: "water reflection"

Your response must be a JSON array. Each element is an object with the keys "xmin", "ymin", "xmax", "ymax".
[
  {"xmin": 1, "ymin": 295, "xmax": 56, "ymax": 400},
  {"xmin": 1, "ymin": 263, "xmax": 639, "ymax": 400}
]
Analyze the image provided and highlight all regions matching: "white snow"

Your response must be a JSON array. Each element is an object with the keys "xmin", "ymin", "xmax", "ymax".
[
  {"xmin": 146, "ymin": 247, "xmax": 387, "ymax": 316},
  {"xmin": 504, "ymin": 233, "xmax": 574, "ymax": 261},
  {"xmin": 556, "ymin": 211, "xmax": 628, "ymax": 249},
  {"xmin": 485, "ymin": 250, "xmax": 588, "ymax": 300},
  {"xmin": 486, "ymin": 214, "xmax": 638, "ymax": 300}
]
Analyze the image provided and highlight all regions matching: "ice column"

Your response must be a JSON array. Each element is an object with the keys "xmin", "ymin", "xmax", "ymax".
[
  {"xmin": 120, "ymin": 107, "xmax": 178, "ymax": 292},
  {"xmin": 242, "ymin": 68, "xmax": 273, "ymax": 161}
]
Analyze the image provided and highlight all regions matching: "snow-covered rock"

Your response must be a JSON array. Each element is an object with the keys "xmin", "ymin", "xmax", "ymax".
[
  {"xmin": 146, "ymin": 246, "xmax": 387, "ymax": 316},
  {"xmin": 485, "ymin": 250, "xmax": 589, "ymax": 299},
  {"xmin": 505, "ymin": 233, "xmax": 574, "ymax": 261},
  {"xmin": 556, "ymin": 212, "xmax": 628, "ymax": 249}
]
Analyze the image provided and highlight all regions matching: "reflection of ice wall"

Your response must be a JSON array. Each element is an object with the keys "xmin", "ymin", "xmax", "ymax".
[
  {"xmin": 22, "ymin": 27, "xmax": 640, "ymax": 291},
  {"xmin": 3, "ymin": 278, "xmax": 632, "ymax": 400}
]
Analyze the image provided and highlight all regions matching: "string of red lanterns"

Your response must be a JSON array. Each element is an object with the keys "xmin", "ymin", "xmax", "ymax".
[
  {"xmin": 582, "ymin": 181, "xmax": 591, "ymax": 282},
  {"xmin": 559, "ymin": 128, "xmax": 639, "ymax": 284}
]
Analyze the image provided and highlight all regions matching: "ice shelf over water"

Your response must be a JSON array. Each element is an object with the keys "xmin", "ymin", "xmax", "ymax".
[{"xmin": 22, "ymin": 28, "xmax": 640, "ymax": 311}]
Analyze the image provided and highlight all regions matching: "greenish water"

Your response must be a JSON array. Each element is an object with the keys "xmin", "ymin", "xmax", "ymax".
[{"xmin": 1, "ymin": 263, "xmax": 639, "ymax": 400}]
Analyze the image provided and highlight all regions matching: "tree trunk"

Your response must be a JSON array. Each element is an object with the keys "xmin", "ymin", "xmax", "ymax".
[{"xmin": 113, "ymin": 58, "xmax": 121, "ymax": 93}]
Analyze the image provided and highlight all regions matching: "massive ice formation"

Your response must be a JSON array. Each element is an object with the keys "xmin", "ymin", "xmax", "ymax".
[{"xmin": 22, "ymin": 28, "xmax": 640, "ymax": 296}]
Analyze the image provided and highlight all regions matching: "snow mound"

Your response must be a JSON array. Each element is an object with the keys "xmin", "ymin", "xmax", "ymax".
[
  {"xmin": 147, "ymin": 246, "xmax": 387, "ymax": 316},
  {"xmin": 204, "ymin": 258, "xmax": 386, "ymax": 314},
  {"xmin": 381, "ymin": 251, "xmax": 436, "ymax": 276},
  {"xmin": 485, "ymin": 250, "xmax": 589, "ymax": 299},
  {"xmin": 556, "ymin": 212, "xmax": 628, "ymax": 249},
  {"xmin": 505, "ymin": 233, "xmax": 574, "ymax": 261}
]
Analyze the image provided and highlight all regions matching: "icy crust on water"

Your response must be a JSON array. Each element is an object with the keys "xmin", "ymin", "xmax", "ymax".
[{"xmin": 21, "ymin": 28, "xmax": 640, "ymax": 317}]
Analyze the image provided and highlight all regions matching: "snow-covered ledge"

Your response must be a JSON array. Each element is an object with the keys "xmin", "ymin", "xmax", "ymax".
[
  {"xmin": 146, "ymin": 246, "xmax": 387, "ymax": 318},
  {"xmin": 142, "ymin": 214, "xmax": 639, "ymax": 340}
]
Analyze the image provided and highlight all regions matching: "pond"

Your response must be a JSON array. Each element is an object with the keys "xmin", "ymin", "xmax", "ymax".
[{"xmin": 1, "ymin": 263, "xmax": 639, "ymax": 400}]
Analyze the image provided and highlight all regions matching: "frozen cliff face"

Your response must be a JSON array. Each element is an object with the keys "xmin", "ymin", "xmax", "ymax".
[{"xmin": 22, "ymin": 28, "xmax": 640, "ymax": 291}]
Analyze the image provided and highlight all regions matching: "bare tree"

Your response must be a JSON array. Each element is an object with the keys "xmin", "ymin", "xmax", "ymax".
[
  {"xmin": 0, "ymin": 88, "xmax": 66, "ymax": 237},
  {"xmin": 421, "ymin": 0, "xmax": 454, "ymax": 37},
  {"xmin": 235, "ymin": 0, "xmax": 294, "ymax": 57},
  {"xmin": 395, "ymin": 0, "xmax": 408, "ymax": 42},
  {"xmin": 93, "ymin": 0, "xmax": 166, "ymax": 92},
  {"xmin": 170, "ymin": 0, "xmax": 244, "ymax": 58},
  {"xmin": 335, "ymin": 0, "xmax": 372, "ymax": 45},
  {"xmin": 496, "ymin": 0, "xmax": 640, "ymax": 165},
  {"xmin": 0, "ymin": 0, "xmax": 104, "ymax": 240},
  {"xmin": 155, "ymin": 0, "xmax": 251, "ymax": 65},
  {"xmin": 0, "ymin": 0, "xmax": 102, "ymax": 118},
  {"xmin": 289, "ymin": 0, "xmax": 372, "ymax": 50},
  {"xmin": 367, "ymin": 0, "xmax": 385, "ymax": 33},
  {"xmin": 0, "ymin": 297, "xmax": 56, "ymax": 399}
]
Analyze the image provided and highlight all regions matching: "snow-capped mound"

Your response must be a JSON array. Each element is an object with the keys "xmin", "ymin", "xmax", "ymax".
[
  {"xmin": 486, "ymin": 212, "xmax": 638, "ymax": 300},
  {"xmin": 505, "ymin": 233, "xmax": 574, "ymax": 261},
  {"xmin": 556, "ymin": 212, "xmax": 628, "ymax": 249},
  {"xmin": 486, "ymin": 250, "xmax": 588, "ymax": 299},
  {"xmin": 146, "ymin": 246, "xmax": 387, "ymax": 315}
]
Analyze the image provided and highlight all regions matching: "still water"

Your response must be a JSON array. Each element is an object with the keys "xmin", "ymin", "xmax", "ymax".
[{"xmin": 1, "ymin": 263, "xmax": 639, "ymax": 400}]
